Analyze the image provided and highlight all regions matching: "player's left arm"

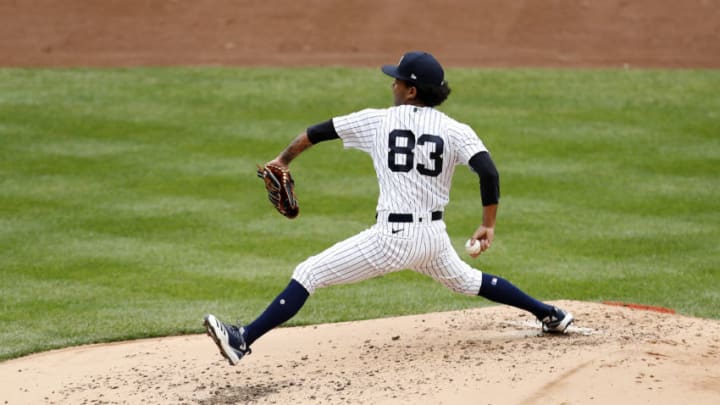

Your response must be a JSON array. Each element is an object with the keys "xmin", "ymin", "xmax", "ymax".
[
  {"xmin": 468, "ymin": 151, "xmax": 500, "ymax": 256},
  {"xmin": 267, "ymin": 120, "xmax": 339, "ymax": 169}
]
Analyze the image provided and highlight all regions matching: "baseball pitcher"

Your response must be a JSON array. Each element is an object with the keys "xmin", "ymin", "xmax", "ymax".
[{"xmin": 205, "ymin": 51, "xmax": 574, "ymax": 365}]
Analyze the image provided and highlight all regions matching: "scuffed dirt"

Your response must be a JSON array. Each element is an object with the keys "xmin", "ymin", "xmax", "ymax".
[{"xmin": 2, "ymin": 301, "xmax": 720, "ymax": 404}]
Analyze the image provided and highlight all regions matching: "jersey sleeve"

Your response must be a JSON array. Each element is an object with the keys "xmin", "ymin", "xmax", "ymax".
[
  {"xmin": 448, "ymin": 122, "xmax": 488, "ymax": 165},
  {"xmin": 332, "ymin": 108, "xmax": 386, "ymax": 153}
]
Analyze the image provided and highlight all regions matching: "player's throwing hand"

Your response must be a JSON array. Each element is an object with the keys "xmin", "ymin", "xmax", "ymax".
[{"xmin": 468, "ymin": 225, "xmax": 495, "ymax": 258}]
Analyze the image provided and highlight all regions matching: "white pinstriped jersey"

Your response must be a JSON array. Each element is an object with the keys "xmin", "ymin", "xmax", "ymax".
[
  {"xmin": 332, "ymin": 105, "xmax": 487, "ymax": 214},
  {"xmin": 292, "ymin": 104, "xmax": 488, "ymax": 297}
]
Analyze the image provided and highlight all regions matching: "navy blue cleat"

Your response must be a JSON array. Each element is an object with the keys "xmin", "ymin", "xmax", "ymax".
[
  {"xmin": 540, "ymin": 306, "xmax": 574, "ymax": 334},
  {"xmin": 203, "ymin": 314, "xmax": 251, "ymax": 365}
]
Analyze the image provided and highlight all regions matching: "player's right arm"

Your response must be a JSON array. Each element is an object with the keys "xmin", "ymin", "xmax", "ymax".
[{"xmin": 468, "ymin": 151, "xmax": 500, "ymax": 256}]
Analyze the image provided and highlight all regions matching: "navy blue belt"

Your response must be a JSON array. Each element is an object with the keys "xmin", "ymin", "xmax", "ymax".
[{"xmin": 386, "ymin": 211, "xmax": 443, "ymax": 223}]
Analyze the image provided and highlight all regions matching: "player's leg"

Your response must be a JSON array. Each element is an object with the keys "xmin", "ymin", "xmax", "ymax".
[
  {"xmin": 207, "ymin": 226, "xmax": 400, "ymax": 364},
  {"xmin": 291, "ymin": 227, "xmax": 404, "ymax": 294},
  {"xmin": 205, "ymin": 277, "xmax": 309, "ymax": 365},
  {"xmin": 242, "ymin": 278, "xmax": 309, "ymax": 346},
  {"xmin": 414, "ymin": 229, "xmax": 573, "ymax": 332},
  {"xmin": 477, "ymin": 272, "xmax": 573, "ymax": 332},
  {"xmin": 247, "ymin": 227, "xmax": 402, "ymax": 343}
]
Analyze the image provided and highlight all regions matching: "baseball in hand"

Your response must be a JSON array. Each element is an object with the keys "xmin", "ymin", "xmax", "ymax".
[{"xmin": 465, "ymin": 239, "xmax": 482, "ymax": 255}]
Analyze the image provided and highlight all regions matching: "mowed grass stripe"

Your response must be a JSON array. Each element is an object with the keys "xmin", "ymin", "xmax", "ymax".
[{"xmin": 0, "ymin": 67, "xmax": 718, "ymax": 360}]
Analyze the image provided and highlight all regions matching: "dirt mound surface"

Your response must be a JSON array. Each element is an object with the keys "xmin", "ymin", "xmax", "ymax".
[
  {"xmin": 2, "ymin": 301, "xmax": 719, "ymax": 404},
  {"xmin": 1, "ymin": 0, "xmax": 719, "ymax": 68}
]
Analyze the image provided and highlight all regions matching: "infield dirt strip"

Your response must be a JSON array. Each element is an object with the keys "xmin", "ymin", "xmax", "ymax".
[
  {"xmin": 2, "ymin": 0, "xmax": 720, "ymax": 404},
  {"xmin": 1, "ymin": 0, "xmax": 719, "ymax": 67}
]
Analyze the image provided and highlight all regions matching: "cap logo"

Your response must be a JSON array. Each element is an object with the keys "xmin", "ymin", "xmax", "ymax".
[{"xmin": 410, "ymin": 73, "xmax": 417, "ymax": 80}]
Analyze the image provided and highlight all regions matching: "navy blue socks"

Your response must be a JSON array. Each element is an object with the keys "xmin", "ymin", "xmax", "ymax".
[
  {"xmin": 244, "ymin": 279, "xmax": 309, "ymax": 346},
  {"xmin": 478, "ymin": 273, "xmax": 553, "ymax": 320},
  {"xmin": 243, "ymin": 274, "xmax": 551, "ymax": 347}
]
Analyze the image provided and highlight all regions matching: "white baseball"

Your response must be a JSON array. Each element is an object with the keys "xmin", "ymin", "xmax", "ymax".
[{"xmin": 465, "ymin": 239, "xmax": 482, "ymax": 255}]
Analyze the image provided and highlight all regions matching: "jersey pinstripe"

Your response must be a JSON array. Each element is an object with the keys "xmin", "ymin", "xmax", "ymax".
[
  {"xmin": 332, "ymin": 105, "xmax": 487, "ymax": 213},
  {"xmin": 292, "ymin": 105, "xmax": 489, "ymax": 297}
]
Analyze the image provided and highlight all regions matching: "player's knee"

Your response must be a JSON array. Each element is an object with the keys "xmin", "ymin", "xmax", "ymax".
[
  {"xmin": 449, "ymin": 283, "xmax": 479, "ymax": 296},
  {"xmin": 441, "ymin": 275, "xmax": 482, "ymax": 296},
  {"xmin": 291, "ymin": 264, "xmax": 318, "ymax": 295}
]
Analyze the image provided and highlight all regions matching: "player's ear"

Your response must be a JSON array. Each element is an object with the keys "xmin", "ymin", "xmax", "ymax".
[{"xmin": 407, "ymin": 85, "xmax": 418, "ymax": 100}]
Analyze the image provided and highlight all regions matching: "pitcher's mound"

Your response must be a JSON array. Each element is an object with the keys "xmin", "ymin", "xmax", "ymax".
[{"xmin": 2, "ymin": 301, "xmax": 719, "ymax": 404}]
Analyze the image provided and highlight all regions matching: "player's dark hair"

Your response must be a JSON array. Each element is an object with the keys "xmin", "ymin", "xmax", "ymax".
[{"xmin": 407, "ymin": 80, "xmax": 452, "ymax": 107}]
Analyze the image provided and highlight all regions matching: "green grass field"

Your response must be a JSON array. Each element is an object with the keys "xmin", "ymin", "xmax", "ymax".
[{"xmin": 1, "ymin": 67, "xmax": 718, "ymax": 361}]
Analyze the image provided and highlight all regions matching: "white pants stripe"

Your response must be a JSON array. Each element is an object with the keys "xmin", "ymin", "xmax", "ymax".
[{"xmin": 292, "ymin": 219, "xmax": 483, "ymax": 296}]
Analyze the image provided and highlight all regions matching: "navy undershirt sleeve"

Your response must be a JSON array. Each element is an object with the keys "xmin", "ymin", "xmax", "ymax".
[
  {"xmin": 468, "ymin": 151, "xmax": 500, "ymax": 206},
  {"xmin": 306, "ymin": 119, "xmax": 340, "ymax": 144}
]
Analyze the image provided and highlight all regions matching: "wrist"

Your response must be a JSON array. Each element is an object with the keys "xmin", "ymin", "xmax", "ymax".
[{"xmin": 482, "ymin": 204, "xmax": 498, "ymax": 229}]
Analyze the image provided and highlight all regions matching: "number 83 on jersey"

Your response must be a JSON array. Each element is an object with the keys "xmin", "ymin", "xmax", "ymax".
[{"xmin": 388, "ymin": 129, "xmax": 444, "ymax": 177}]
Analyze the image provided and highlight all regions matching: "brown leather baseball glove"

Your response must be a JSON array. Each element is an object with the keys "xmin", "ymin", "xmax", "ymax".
[{"xmin": 257, "ymin": 163, "xmax": 299, "ymax": 219}]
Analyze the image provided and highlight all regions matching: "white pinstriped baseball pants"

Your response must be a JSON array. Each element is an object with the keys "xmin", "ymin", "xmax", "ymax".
[{"xmin": 292, "ymin": 212, "xmax": 484, "ymax": 296}]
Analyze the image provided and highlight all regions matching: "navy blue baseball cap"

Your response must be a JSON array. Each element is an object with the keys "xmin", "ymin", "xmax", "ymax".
[{"xmin": 381, "ymin": 51, "xmax": 445, "ymax": 86}]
